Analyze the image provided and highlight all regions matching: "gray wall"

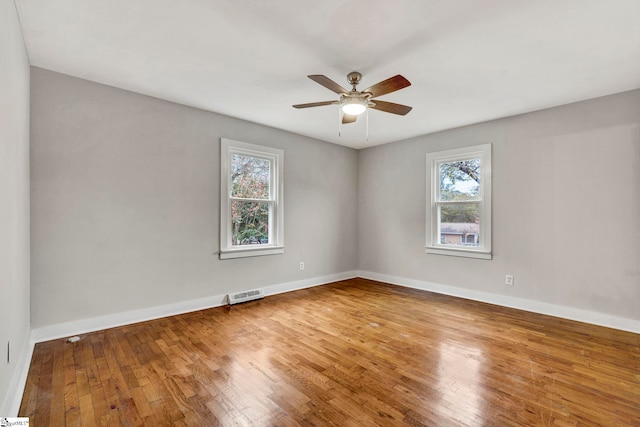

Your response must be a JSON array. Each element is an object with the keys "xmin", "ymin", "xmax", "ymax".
[
  {"xmin": 358, "ymin": 90, "xmax": 640, "ymax": 321},
  {"xmin": 0, "ymin": 0, "xmax": 31, "ymax": 415},
  {"xmin": 30, "ymin": 68, "xmax": 358, "ymax": 328},
  {"xmin": 26, "ymin": 63, "xmax": 640, "ymax": 333}
]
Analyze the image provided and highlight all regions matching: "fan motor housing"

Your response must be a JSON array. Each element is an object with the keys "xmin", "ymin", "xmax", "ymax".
[{"xmin": 347, "ymin": 71, "xmax": 362, "ymax": 87}]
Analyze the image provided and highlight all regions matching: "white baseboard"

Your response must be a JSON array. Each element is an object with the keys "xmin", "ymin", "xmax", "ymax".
[
  {"xmin": 1, "ymin": 335, "xmax": 34, "ymax": 417},
  {"xmin": 263, "ymin": 271, "xmax": 357, "ymax": 297},
  {"xmin": 30, "ymin": 271, "xmax": 358, "ymax": 344},
  {"xmin": 358, "ymin": 270, "xmax": 640, "ymax": 334}
]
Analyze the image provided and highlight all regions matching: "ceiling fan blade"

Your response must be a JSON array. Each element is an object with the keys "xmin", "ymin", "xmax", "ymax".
[
  {"xmin": 308, "ymin": 75, "xmax": 349, "ymax": 94},
  {"xmin": 292, "ymin": 100, "xmax": 338, "ymax": 109},
  {"xmin": 369, "ymin": 100, "xmax": 413, "ymax": 115},
  {"xmin": 342, "ymin": 114, "xmax": 357, "ymax": 124},
  {"xmin": 363, "ymin": 75, "xmax": 411, "ymax": 98}
]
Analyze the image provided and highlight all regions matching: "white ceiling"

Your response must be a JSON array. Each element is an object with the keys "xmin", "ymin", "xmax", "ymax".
[{"xmin": 15, "ymin": 0, "xmax": 640, "ymax": 149}]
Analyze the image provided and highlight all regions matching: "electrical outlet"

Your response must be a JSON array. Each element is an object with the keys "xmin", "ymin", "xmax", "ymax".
[
  {"xmin": 505, "ymin": 274, "xmax": 514, "ymax": 286},
  {"xmin": 299, "ymin": 261, "xmax": 305, "ymax": 270}
]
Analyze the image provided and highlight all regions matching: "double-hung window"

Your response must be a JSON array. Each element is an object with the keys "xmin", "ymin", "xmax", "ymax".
[
  {"xmin": 426, "ymin": 143, "xmax": 492, "ymax": 259},
  {"xmin": 220, "ymin": 138, "xmax": 284, "ymax": 259}
]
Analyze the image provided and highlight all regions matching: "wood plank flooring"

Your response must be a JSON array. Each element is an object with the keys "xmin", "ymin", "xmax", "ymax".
[{"xmin": 20, "ymin": 278, "xmax": 640, "ymax": 426}]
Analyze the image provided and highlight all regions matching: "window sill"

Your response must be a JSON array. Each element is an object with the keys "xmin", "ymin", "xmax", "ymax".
[
  {"xmin": 425, "ymin": 246, "xmax": 492, "ymax": 260},
  {"xmin": 219, "ymin": 246, "xmax": 284, "ymax": 260}
]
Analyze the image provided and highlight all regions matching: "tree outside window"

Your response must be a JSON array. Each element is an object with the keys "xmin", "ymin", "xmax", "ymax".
[{"xmin": 230, "ymin": 154, "xmax": 271, "ymax": 245}]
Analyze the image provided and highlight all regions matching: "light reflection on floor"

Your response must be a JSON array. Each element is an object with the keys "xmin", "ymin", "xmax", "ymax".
[{"xmin": 435, "ymin": 340, "xmax": 486, "ymax": 426}]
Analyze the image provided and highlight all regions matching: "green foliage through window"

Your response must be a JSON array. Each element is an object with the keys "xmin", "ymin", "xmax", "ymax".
[
  {"xmin": 230, "ymin": 154, "xmax": 271, "ymax": 245},
  {"xmin": 441, "ymin": 203, "xmax": 480, "ymax": 223},
  {"xmin": 438, "ymin": 159, "xmax": 481, "ymax": 245}
]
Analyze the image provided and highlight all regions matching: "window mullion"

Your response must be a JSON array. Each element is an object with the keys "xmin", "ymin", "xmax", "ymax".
[
  {"xmin": 436, "ymin": 200, "xmax": 482, "ymax": 205},
  {"xmin": 230, "ymin": 197, "xmax": 275, "ymax": 203}
]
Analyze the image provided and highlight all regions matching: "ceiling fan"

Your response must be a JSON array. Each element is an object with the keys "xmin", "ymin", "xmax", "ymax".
[{"xmin": 293, "ymin": 72, "xmax": 412, "ymax": 124}]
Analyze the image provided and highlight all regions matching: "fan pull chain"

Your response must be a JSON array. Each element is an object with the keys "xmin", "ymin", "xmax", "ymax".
[
  {"xmin": 366, "ymin": 107, "xmax": 369, "ymax": 141},
  {"xmin": 338, "ymin": 107, "xmax": 342, "ymax": 137}
]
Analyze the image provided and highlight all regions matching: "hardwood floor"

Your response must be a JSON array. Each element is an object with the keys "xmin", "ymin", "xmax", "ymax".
[{"xmin": 20, "ymin": 278, "xmax": 640, "ymax": 426}]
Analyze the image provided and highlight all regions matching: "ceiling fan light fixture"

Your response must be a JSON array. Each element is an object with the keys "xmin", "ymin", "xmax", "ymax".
[
  {"xmin": 341, "ymin": 96, "xmax": 367, "ymax": 115},
  {"xmin": 293, "ymin": 72, "xmax": 412, "ymax": 125}
]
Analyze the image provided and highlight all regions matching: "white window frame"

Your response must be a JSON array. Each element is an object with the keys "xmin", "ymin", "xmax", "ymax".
[
  {"xmin": 220, "ymin": 138, "xmax": 284, "ymax": 259},
  {"xmin": 426, "ymin": 143, "xmax": 492, "ymax": 259}
]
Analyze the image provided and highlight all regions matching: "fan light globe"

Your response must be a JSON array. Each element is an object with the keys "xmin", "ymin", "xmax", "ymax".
[{"xmin": 341, "ymin": 101, "xmax": 367, "ymax": 115}]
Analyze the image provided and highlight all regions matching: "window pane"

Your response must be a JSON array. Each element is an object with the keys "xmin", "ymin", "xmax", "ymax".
[
  {"xmin": 231, "ymin": 200, "xmax": 270, "ymax": 246},
  {"xmin": 439, "ymin": 203, "xmax": 480, "ymax": 247},
  {"xmin": 439, "ymin": 159, "xmax": 480, "ymax": 201},
  {"xmin": 231, "ymin": 154, "xmax": 270, "ymax": 199}
]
